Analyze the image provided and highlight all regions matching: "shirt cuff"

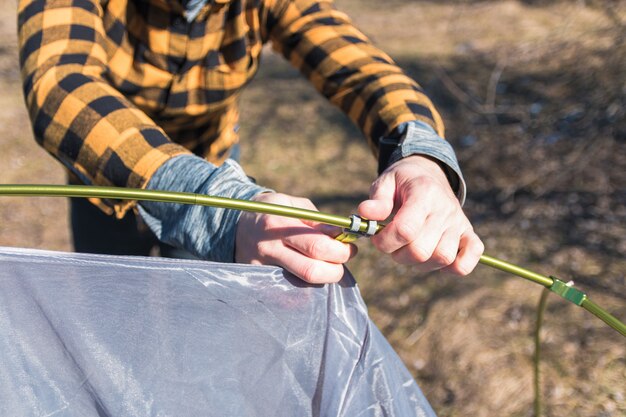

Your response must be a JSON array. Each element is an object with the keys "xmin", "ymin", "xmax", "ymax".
[
  {"xmin": 138, "ymin": 154, "xmax": 273, "ymax": 262},
  {"xmin": 380, "ymin": 121, "xmax": 467, "ymax": 205}
]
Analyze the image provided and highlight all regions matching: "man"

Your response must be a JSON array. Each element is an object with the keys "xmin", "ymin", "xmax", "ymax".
[{"xmin": 18, "ymin": 0, "xmax": 484, "ymax": 283}]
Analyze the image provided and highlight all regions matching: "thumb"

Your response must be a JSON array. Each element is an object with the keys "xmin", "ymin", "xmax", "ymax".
[{"xmin": 358, "ymin": 173, "xmax": 396, "ymax": 221}]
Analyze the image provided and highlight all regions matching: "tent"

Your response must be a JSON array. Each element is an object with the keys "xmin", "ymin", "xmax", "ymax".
[{"xmin": 0, "ymin": 246, "xmax": 436, "ymax": 416}]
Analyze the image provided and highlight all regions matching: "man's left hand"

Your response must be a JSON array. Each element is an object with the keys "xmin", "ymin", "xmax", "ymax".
[{"xmin": 358, "ymin": 155, "xmax": 483, "ymax": 275}]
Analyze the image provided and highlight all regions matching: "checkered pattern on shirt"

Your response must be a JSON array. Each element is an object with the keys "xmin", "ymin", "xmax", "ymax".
[{"xmin": 18, "ymin": 0, "xmax": 445, "ymax": 215}]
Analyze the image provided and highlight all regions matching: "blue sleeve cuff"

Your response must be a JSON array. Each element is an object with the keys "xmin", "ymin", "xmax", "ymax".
[
  {"xmin": 138, "ymin": 154, "xmax": 273, "ymax": 262},
  {"xmin": 380, "ymin": 121, "xmax": 466, "ymax": 205}
]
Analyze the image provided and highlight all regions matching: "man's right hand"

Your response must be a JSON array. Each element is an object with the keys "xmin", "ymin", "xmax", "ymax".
[{"xmin": 235, "ymin": 193, "xmax": 358, "ymax": 284}]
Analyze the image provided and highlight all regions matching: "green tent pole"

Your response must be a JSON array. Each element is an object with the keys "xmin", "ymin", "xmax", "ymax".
[
  {"xmin": 479, "ymin": 254, "xmax": 625, "ymax": 337},
  {"xmin": 581, "ymin": 298, "xmax": 626, "ymax": 337},
  {"xmin": 0, "ymin": 184, "xmax": 623, "ymax": 337}
]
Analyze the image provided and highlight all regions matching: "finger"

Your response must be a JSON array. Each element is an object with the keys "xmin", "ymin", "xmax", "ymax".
[
  {"xmin": 283, "ymin": 227, "xmax": 357, "ymax": 264},
  {"xmin": 358, "ymin": 174, "xmax": 396, "ymax": 221},
  {"xmin": 270, "ymin": 244, "xmax": 347, "ymax": 284},
  {"xmin": 443, "ymin": 230, "xmax": 484, "ymax": 276},
  {"xmin": 369, "ymin": 185, "xmax": 433, "ymax": 254},
  {"xmin": 291, "ymin": 196, "xmax": 318, "ymax": 211},
  {"xmin": 391, "ymin": 224, "xmax": 460, "ymax": 268},
  {"xmin": 284, "ymin": 198, "xmax": 332, "ymax": 231},
  {"xmin": 310, "ymin": 222, "xmax": 342, "ymax": 237},
  {"xmin": 372, "ymin": 200, "xmax": 431, "ymax": 254}
]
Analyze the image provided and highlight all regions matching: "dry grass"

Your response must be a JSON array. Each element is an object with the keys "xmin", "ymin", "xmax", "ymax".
[{"xmin": 0, "ymin": 0, "xmax": 624, "ymax": 416}]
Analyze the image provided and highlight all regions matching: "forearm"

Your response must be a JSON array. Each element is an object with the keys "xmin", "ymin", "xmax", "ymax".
[
  {"xmin": 263, "ymin": 0, "xmax": 445, "ymax": 144},
  {"xmin": 19, "ymin": 0, "xmax": 189, "ymax": 216},
  {"xmin": 23, "ymin": 67, "xmax": 187, "ymax": 189},
  {"xmin": 262, "ymin": 0, "xmax": 465, "ymax": 200},
  {"xmin": 138, "ymin": 155, "xmax": 273, "ymax": 262}
]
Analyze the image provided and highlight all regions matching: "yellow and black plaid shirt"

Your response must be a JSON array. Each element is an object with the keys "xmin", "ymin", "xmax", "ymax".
[{"xmin": 18, "ymin": 0, "xmax": 445, "ymax": 215}]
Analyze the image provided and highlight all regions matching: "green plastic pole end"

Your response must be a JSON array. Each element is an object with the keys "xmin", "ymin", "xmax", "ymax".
[{"xmin": 548, "ymin": 276, "xmax": 587, "ymax": 306}]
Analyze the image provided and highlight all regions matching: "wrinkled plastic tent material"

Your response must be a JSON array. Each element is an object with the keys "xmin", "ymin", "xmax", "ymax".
[{"xmin": 0, "ymin": 247, "xmax": 436, "ymax": 417}]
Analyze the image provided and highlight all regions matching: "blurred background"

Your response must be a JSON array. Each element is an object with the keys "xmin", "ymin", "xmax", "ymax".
[{"xmin": 0, "ymin": 0, "xmax": 624, "ymax": 416}]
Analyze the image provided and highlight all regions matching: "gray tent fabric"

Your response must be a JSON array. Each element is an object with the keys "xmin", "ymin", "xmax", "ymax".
[{"xmin": 0, "ymin": 246, "xmax": 436, "ymax": 417}]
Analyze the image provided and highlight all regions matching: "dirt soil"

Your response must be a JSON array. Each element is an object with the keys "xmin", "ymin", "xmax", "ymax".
[{"xmin": 1, "ymin": 1, "xmax": 624, "ymax": 416}]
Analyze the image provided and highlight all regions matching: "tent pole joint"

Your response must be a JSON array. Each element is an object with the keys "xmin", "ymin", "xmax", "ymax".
[{"xmin": 549, "ymin": 277, "xmax": 586, "ymax": 306}]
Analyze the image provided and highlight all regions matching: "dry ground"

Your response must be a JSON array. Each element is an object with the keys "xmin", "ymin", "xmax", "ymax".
[{"xmin": 1, "ymin": 0, "xmax": 624, "ymax": 416}]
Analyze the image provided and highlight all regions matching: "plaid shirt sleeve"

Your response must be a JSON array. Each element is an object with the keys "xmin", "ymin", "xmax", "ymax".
[
  {"xmin": 18, "ymin": 0, "xmax": 191, "ymax": 216},
  {"xmin": 260, "ymin": 0, "xmax": 446, "ymax": 154}
]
